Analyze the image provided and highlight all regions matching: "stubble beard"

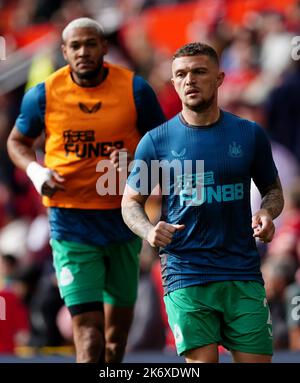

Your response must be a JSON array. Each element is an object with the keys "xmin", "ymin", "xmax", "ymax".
[
  {"xmin": 184, "ymin": 93, "xmax": 215, "ymax": 113},
  {"xmin": 75, "ymin": 57, "xmax": 104, "ymax": 80}
]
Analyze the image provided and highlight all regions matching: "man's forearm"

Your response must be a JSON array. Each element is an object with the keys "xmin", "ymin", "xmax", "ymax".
[
  {"xmin": 8, "ymin": 139, "xmax": 36, "ymax": 170},
  {"xmin": 121, "ymin": 200, "xmax": 154, "ymax": 240},
  {"xmin": 7, "ymin": 127, "xmax": 36, "ymax": 171},
  {"xmin": 260, "ymin": 177, "xmax": 284, "ymax": 219}
]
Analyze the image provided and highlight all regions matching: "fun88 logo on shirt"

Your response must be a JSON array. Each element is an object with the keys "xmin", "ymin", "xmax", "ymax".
[
  {"xmin": 178, "ymin": 171, "xmax": 244, "ymax": 207},
  {"xmin": 0, "ymin": 36, "xmax": 6, "ymax": 60}
]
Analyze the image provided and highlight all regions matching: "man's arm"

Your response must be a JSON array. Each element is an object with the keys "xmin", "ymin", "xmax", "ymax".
[
  {"xmin": 7, "ymin": 83, "xmax": 64, "ymax": 196},
  {"xmin": 7, "ymin": 127, "xmax": 65, "ymax": 196},
  {"xmin": 122, "ymin": 184, "xmax": 184, "ymax": 247},
  {"xmin": 250, "ymin": 122, "xmax": 284, "ymax": 243},
  {"xmin": 7, "ymin": 126, "xmax": 37, "ymax": 170},
  {"xmin": 259, "ymin": 176, "xmax": 284, "ymax": 220},
  {"xmin": 122, "ymin": 186, "xmax": 153, "ymax": 241},
  {"xmin": 252, "ymin": 176, "xmax": 284, "ymax": 243}
]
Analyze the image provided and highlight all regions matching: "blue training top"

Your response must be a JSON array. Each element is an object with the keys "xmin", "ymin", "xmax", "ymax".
[
  {"xmin": 127, "ymin": 111, "xmax": 278, "ymax": 293},
  {"xmin": 16, "ymin": 75, "xmax": 165, "ymax": 246}
]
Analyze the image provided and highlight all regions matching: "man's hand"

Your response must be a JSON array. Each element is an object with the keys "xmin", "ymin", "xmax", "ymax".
[
  {"xmin": 26, "ymin": 161, "xmax": 65, "ymax": 197},
  {"xmin": 146, "ymin": 221, "xmax": 185, "ymax": 248},
  {"xmin": 252, "ymin": 209, "xmax": 275, "ymax": 243},
  {"xmin": 107, "ymin": 146, "xmax": 132, "ymax": 172},
  {"xmin": 41, "ymin": 171, "xmax": 65, "ymax": 197}
]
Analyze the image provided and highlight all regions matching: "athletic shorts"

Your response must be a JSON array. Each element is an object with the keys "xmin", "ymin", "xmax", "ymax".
[
  {"xmin": 164, "ymin": 281, "xmax": 273, "ymax": 356},
  {"xmin": 51, "ymin": 237, "xmax": 141, "ymax": 308}
]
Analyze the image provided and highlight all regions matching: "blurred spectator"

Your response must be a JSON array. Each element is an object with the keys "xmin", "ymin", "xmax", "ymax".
[
  {"xmin": 286, "ymin": 0, "xmax": 300, "ymax": 33},
  {"xmin": 259, "ymin": 11, "xmax": 293, "ymax": 78},
  {"xmin": 0, "ymin": 218, "xmax": 30, "ymax": 259},
  {"xmin": 0, "ymin": 289, "xmax": 30, "ymax": 353},
  {"xmin": 0, "ymin": 181, "xmax": 14, "ymax": 229},
  {"xmin": 0, "ymin": 253, "xmax": 30, "ymax": 354},
  {"xmin": 0, "ymin": 253, "xmax": 19, "ymax": 289},
  {"xmin": 219, "ymin": 27, "xmax": 260, "ymax": 106},
  {"xmin": 221, "ymin": 27, "xmax": 258, "ymax": 74},
  {"xmin": 265, "ymin": 61, "xmax": 300, "ymax": 163}
]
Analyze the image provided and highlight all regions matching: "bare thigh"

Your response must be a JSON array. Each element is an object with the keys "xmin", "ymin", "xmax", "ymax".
[
  {"xmin": 231, "ymin": 350, "xmax": 272, "ymax": 363},
  {"xmin": 184, "ymin": 343, "xmax": 219, "ymax": 363}
]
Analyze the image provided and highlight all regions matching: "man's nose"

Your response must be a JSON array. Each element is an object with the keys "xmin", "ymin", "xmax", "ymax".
[
  {"xmin": 78, "ymin": 45, "xmax": 89, "ymax": 56},
  {"xmin": 186, "ymin": 72, "xmax": 195, "ymax": 84}
]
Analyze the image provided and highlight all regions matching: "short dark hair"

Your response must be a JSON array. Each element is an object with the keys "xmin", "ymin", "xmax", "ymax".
[{"xmin": 173, "ymin": 42, "xmax": 219, "ymax": 65}]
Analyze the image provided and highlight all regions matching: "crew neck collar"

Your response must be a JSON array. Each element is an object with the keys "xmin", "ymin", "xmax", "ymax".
[{"xmin": 179, "ymin": 110, "xmax": 223, "ymax": 129}]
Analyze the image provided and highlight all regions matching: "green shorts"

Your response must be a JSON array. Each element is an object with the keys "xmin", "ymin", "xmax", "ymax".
[
  {"xmin": 164, "ymin": 281, "xmax": 273, "ymax": 356},
  {"xmin": 51, "ymin": 237, "xmax": 141, "ymax": 308}
]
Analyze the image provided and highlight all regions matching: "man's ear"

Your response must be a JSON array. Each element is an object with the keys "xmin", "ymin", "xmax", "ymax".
[
  {"xmin": 102, "ymin": 39, "xmax": 108, "ymax": 56},
  {"xmin": 216, "ymin": 71, "xmax": 225, "ymax": 87},
  {"xmin": 61, "ymin": 44, "xmax": 67, "ymax": 61}
]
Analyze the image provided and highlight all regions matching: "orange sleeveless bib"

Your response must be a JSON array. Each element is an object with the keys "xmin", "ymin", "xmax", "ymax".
[{"xmin": 43, "ymin": 63, "xmax": 140, "ymax": 209}]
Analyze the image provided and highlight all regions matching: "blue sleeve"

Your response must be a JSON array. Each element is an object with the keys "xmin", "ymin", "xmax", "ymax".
[
  {"xmin": 133, "ymin": 75, "xmax": 166, "ymax": 135},
  {"xmin": 251, "ymin": 122, "xmax": 278, "ymax": 191},
  {"xmin": 15, "ymin": 82, "xmax": 46, "ymax": 138},
  {"xmin": 127, "ymin": 132, "xmax": 157, "ymax": 195}
]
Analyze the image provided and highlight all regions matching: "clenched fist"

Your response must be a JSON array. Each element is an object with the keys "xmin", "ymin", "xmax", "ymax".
[{"xmin": 146, "ymin": 221, "xmax": 185, "ymax": 248}]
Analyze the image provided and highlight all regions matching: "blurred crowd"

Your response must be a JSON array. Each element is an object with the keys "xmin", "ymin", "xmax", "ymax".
[{"xmin": 0, "ymin": 0, "xmax": 300, "ymax": 355}]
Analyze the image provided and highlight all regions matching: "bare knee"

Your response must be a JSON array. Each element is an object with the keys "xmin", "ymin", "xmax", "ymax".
[{"xmin": 72, "ymin": 312, "xmax": 104, "ymax": 363}]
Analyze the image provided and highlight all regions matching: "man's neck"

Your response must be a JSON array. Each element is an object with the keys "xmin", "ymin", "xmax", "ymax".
[{"xmin": 181, "ymin": 105, "xmax": 220, "ymax": 127}]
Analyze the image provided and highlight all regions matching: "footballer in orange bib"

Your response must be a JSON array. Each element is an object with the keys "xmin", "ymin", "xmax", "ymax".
[{"xmin": 7, "ymin": 17, "xmax": 165, "ymax": 363}]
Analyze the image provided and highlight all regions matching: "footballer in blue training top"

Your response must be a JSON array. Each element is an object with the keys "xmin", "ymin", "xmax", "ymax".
[
  {"xmin": 128, "ymin": 110, "xmax": 278, "ymax": 293},
  {"xmin": 122, "ymin": 42, "xmax": 284, "ymax": 363}
]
